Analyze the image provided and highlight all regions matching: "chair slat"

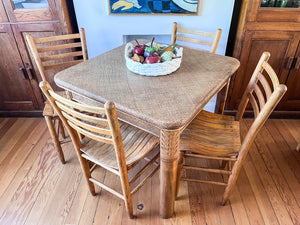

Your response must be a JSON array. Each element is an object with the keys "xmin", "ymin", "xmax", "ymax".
[
  {"xmin": 257, "ymin": 72, "xmax": 272, "ymax": 100},
  {"xmin": 37, "ymin": 42, "xmax": 83, "ymax": 53},
  {"xmin": 177, "ymin": 36, "xmax": 213, "ymax": 47},
  {"xmin": 34, "ymin": 33, "xmax": 81, "ymax": 44},
  {"xmin": 178, "ymin": 26, "xmax": 216, "ymax": 38},
  {"xmin": 62, "ymin": 111, "xmax": 112, "ymax": 136},
  {"xmin": 56, "ymin": 101, "xmax": 108, "ymax": 125},
  {"xmin": 252, "ymin": 83, "xmax": 266, "ymax": 110},
  {"xmin": 262, "ymin": 61, "xmax": 279, "ymax": 89},
  {"xmin": 68, "ymin": 120, "xmax": 113, "ymax": 145},
  {"xmin": 49, "ymin": 90, "xmax": 106, "ymax": 114},
  {"xmin": 43, "ymin": 60, "xmax": 83, "ymax": 71},
  {"xmin": 41, "ymin": 51, "xmax": 83, "ymax": 62},
  {"xmin": 249, "ymin": 93, "xmax": 259, "ymax": 118}
]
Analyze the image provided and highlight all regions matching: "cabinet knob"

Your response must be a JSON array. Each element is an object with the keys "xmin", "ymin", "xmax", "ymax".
[{"xmin": 18, "ymin": 68, "xmax": 26, "ymax": 80}]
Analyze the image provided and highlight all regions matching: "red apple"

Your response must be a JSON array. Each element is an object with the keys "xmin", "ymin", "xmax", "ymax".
[
  {"xmin": 145, "ymin": 54, "xmax": 161, "ymax": 64},
  {"xmin": 133, "ymin": 39, "xmax": 146, "ymax": 56}
]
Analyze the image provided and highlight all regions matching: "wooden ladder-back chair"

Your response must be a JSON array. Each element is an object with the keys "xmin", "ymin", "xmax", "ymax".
[
  {"xmin": 171, "ymin": 22, "xmax": 222, "ymax": 54},
  {"xmin": 176, "ymin": 52, "xmax": 287, "ymax": 205},
  {"xmin": 25, "ymin": 28, "xmax": 88, "ymax": 164},
  {"xmin": 39, "ymin": 81, "xmax": 160, "ymax": 218}
]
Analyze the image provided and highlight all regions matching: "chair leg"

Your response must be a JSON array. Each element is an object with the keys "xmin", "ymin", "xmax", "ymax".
[
  {"xmin": 119, "ymin": 171, "xmax": 134, "ymax": 218},
  {"xmin": 79, "ymin": 156, "xmax": 96, "ymax": 196},
  {"xmin": 44, "ymin": 116, "xmax": 65, "ymax": 164},
  {"xmin": 58, "ymin": 119, "xmax": 66, "ymax": 139},
  {"xmin": 175, "ymin": 151, "xmax": 185, "ymax": 197},
  {"xmin": 222, "ymin": 159, "xmax": 242, "ymax": 205}
]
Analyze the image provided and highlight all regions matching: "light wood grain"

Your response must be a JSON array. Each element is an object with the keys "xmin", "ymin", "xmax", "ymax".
[
  {"xmin": 39, "ymin": 81, "xmax": 160, "ymax": 218},
  {"xmin": 0, "ymin": 117, "xmax": 299, "ymax": 224},
  {"xmin": 54, "ymin": 38, "xmax": 240, "ymax": 219},
  {"xmin": 177, "ymin": 52, "xmax": 287, "ymax": 207},
  {"xmin": 171, "ymin": 22, "xmax": 222, "ymax": 54},
  {"xmin": 25, "ymin": 28, "xmax": 89, "ymax": 164}
]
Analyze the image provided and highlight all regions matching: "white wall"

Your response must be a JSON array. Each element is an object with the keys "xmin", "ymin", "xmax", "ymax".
[{"xmin": 73, "ymin": 0, "xmax": 235, "ymax": 58}]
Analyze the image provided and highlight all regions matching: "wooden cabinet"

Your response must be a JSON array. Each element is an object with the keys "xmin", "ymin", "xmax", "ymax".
[
  {"xmin": 0, "ymin": 0, "xmax": 75, "ymax": 116},
  {"xmin": 227, "ymin": 0, "xmax": 300, "ymax": 117}
]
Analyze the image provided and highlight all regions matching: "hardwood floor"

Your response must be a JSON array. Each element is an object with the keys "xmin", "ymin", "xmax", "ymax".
[{"xmin": 0, "ymin": 118, "xmax": 299, "ymax": 225}]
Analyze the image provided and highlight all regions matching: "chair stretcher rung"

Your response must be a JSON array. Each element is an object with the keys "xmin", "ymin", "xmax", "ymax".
[
  {"xmin": 89, "ymin": 177, "xmax": 124, "ymax": 200},
  {"xmin": 183, "ymin": 165, "xmax": 232, "ymax": 175},
  {"xmin": 181, "ymin": 178, "xmax": 227, "ymax": 186}
]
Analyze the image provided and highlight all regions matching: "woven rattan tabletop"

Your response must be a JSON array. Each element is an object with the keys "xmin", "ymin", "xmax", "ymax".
[{"xmin": 55, "ymin": 40, "xmax": 240, "ymax": 130}]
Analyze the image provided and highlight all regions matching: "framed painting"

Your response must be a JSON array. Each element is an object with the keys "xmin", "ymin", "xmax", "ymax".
[{"xmin": 108, "ymin": 0, "xmax": 199, "ymax": 15}]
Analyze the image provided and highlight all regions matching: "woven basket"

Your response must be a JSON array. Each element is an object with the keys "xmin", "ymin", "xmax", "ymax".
[{"xmin": 125, "ymin": 42, "xmax": 183, "ymax": 76}]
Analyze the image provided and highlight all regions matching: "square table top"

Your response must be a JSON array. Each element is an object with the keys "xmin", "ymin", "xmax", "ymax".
[{"xmin": 55, "ymin": 40, "xmax": 240, "ymax": 130}]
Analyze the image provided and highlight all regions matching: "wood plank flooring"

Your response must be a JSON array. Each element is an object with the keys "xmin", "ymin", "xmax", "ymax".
[{"xmin": 0, "ymin": 118, "xmax": 299, "ymax": 225}]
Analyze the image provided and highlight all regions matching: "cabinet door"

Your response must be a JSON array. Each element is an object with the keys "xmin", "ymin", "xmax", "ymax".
[
  {"xmin": 0, "ymin": 1, "xmax": 8, "ymax": 22},
  {"xmin": 278, "ymin": 39, "xmax": 300, "ymax": 110},
  {"xmin": 2, "ymin": 0, "xmax": 59, "ymax": 22},
  {"xmin": 228, "ymin": 30, "xmax": 299, "ymax": 110},
  {"xmin": 248, "ymin": 0, "xmax": 300, "ymax": 22},
  {"xmin": 12, "ymin": 22, "xmax": 62, "ymax": 104},
  {"xmin": 0, "ymin": 24, "xmax": 39, "ymax": 111}
]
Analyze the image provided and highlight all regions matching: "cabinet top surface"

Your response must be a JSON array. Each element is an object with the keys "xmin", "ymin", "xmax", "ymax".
[{"xmin": 55, "ymin": 40, "xmax": 240, "ymax": 130}]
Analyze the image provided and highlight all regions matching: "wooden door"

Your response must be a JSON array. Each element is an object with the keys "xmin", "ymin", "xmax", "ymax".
[
  {"xmin": 228, "ymin": 30, "xmax": 299, "ymax": 110},
  {"xmin": 2, "ymin": 0, "xmax": 59, "ymax": 22},
  {"xmin": 0, "ymin": 24, "xmax": 39, "ymax": 111},
  {"xmin": 12, "ymin": 22, "xmax": 62, "ymax": 104},
  {"xmin": 278, "ymin": 39, "xmax": 300, "ymax": 110}
]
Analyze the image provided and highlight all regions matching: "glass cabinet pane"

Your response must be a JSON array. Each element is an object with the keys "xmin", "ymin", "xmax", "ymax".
[
  {"xmin": 12, "ymin": 0, "xmax": 49, "ymax": 9},
  {"xmin": 260, "ymin": 0, "xmax": 300, "ymax": 8}
]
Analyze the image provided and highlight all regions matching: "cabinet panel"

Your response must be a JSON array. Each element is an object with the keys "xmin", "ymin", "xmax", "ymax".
[
  {"xmin": 2, "ymin": 0, "xmax": 58, "ymax": 22},
  {"xmin": 12, "ymin": 22, "xmax": 62, "ymax": 99},
  {"xmin": 248, "ymin": 0, "xmax": 300, "ymax": 22},
  {"xmin": 228, "ymin": 30, "xmax": 298, "ymax": 110},
  {"xmin": 0, "ymin": 1, "xmax": 8, "ymax": 22},
  {"xmin": 0, "ymin": 24, "xmax": 39, "ymax": 111},
  {"xmin": 278, "ymin": 41, "xmax": 300, "ymax": 110}
]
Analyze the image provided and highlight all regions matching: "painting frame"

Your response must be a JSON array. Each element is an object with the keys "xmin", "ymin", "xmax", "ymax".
[{"xmin": 108, "ymin": 0, "xmax": 199, "ymax": 15}]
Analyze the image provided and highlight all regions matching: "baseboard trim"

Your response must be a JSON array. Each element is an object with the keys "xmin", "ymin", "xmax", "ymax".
[{"xmin": 0, "ymin": 110, "xmax": 43, "ymax": 117}]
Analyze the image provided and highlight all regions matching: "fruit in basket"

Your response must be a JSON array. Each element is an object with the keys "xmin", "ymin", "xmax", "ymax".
[
  {"xmin": 161, "ymin": 51, "xmax": 175, "ymax": 62},
  {"xmin": 133, "ymin": 39, "xmax": 147, "ymax": 56},
  {"xmin": 144, "ymin": 37, "xmax": 155, "ymax": 58},
  {"xmin": 159, "ymin": 44, "xmax": 177, "ymax": 56},
  {"xmin": 145, "ymin": 53, "xmax": 161, "ymax": 64},
  {"xmin": 146, "ymin": 41, "xmax": 160, "ymax": 52},
  {"xmin": 132, "ymin": 53, "xmax": 144, "ymax": 63}
]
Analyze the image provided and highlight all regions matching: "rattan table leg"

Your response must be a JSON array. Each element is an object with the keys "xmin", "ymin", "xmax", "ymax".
[{"xmin": 160, "ymin": 128, "xmax": 180, "ymax": 219}]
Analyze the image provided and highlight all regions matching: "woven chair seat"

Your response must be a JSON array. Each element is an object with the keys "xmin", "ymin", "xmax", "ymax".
[
  {"xmin": 80, "ymin": 121, "xmax": 159, "ymax": 170},
  {"xmin": 180, "ymin": 110, "xmax": 241, "ymax": 157}
]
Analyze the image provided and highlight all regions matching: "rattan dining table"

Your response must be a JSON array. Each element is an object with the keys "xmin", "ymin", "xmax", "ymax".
[{"xmin": 54, "ymin": 40, "xmax": 240, "ymax": 219}]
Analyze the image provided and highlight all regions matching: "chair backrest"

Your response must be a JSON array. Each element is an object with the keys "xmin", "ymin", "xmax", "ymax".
[
  {"xmin": 39, "ymin": 81, "xmax": 126, "ymax": 169},
  {"xmin": 171, "ymin": 22, "xmax": 222, "ymax": 54},
  {"xmin": 26, "ymin": 28, "xmax": 88, "ymax": 88},
  {"xmin": 236, "ymin": 52, "xmax": 287, "ymax": 158}
]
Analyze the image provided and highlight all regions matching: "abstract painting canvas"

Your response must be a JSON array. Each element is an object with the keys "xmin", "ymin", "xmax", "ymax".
[{"xmin": 108, "ymin": 0, "xmax": 199, "ymax": 14}]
